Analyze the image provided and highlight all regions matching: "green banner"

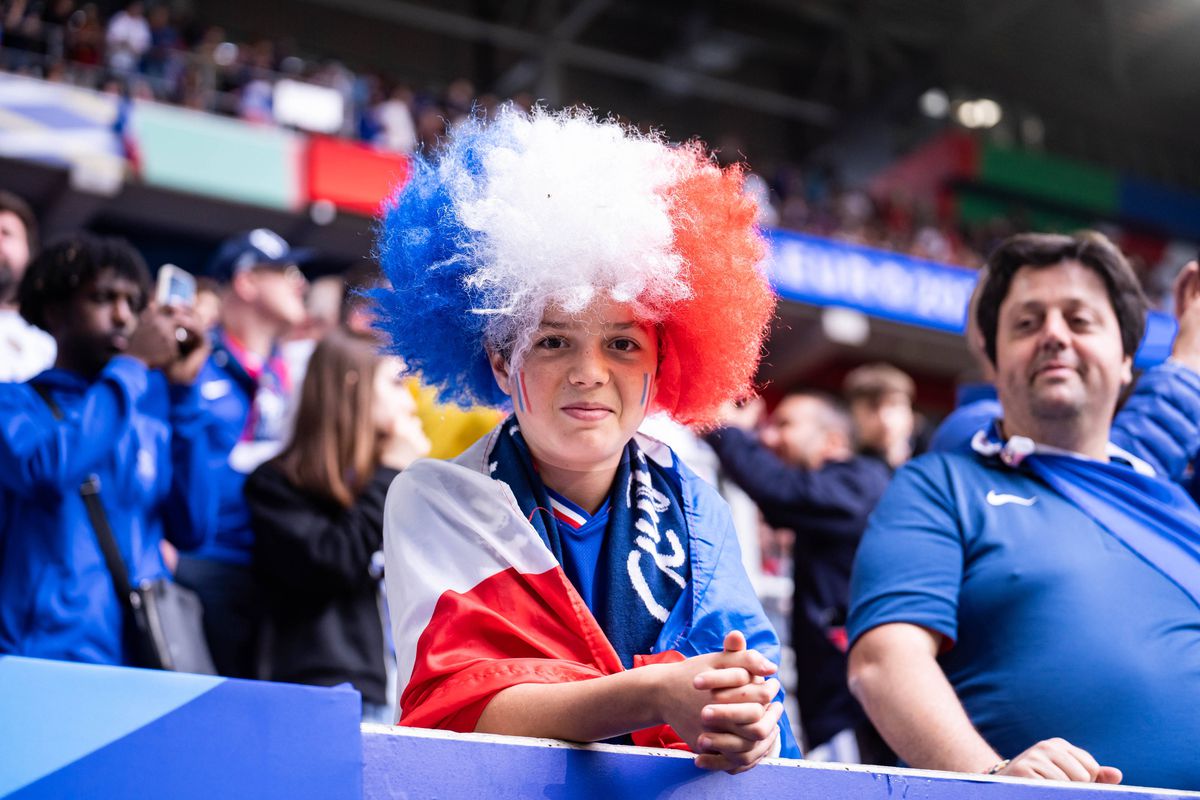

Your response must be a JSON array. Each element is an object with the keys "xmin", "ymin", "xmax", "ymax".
[
  {"xmin": 980, "ymin": 146, "xmax": 1120, "ymax": 215},
  {"xmin": 131, "ymin": 101, "xmax": 303, "ymax": 210}
]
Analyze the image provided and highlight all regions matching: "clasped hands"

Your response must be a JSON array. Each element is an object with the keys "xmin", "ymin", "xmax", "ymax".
[{"xmin": 656, "ymin": 630, "xmax": 783, "ymax": 774}]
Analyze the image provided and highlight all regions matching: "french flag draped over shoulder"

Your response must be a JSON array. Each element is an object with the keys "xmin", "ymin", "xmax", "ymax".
[{"xmin": 382, "ymin": 448, "xmax": 684, "ymax": 744}]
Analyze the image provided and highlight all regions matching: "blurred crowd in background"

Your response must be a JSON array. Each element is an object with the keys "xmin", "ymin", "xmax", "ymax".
[
  {"xmin": 4, "ymin": 3, "xmax": 1200, "ymax": 784},
  {"xmin": 0, "ymin": 0, "xmax": 1029, "ymax": 276}
]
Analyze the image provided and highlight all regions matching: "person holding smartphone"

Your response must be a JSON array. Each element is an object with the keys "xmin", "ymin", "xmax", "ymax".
[{"xmin": 0, "ymin": 232, "xmax": 215, "ymax": 665}]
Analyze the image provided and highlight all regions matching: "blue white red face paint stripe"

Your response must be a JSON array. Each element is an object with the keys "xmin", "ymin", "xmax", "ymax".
[
  {"xmin": 641, "ymin": 373, "xmax": 652, "ymax": 409},
  {"xmin": 516, "ymin": 370, "xmax": 532, "ymax": 413}
]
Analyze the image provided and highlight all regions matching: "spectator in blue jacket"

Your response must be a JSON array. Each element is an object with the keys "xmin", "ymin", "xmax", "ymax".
[
  {"xmin": 175, "ymin": 228, "xmax": 308, "ymax": 678},
  {"xmin": 703, "ymin": 392, "xmax": 892, "ymax": 760},
  {"xmin": 0, "ymin": 233, "xmax": 214, "ymax": 665}
]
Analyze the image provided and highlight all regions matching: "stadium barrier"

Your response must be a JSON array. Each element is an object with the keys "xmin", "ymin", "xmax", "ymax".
[{"xmin": 2, "ymin": 657, "xmax": 1195, "ymax": 799}]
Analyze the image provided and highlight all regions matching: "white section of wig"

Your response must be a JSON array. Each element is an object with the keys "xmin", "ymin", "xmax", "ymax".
[{"xmin": 445, "ymin": 107, "xmax": 692, "ymax": 368}]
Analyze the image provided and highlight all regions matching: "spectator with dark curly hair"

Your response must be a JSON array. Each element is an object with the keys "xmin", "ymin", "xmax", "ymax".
[{"xmin": 0, "ymin": 232, "xmax": 216, "ymax": 665}]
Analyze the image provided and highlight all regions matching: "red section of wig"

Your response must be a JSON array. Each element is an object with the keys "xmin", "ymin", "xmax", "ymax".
[{"xmin": 651, "ymin": 151, "xmax": 777, "ymax": 428}]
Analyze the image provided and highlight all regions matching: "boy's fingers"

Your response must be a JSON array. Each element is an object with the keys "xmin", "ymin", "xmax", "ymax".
[
  {"xmin": 702, "ymin": 701, "xmax": 784, "ymax": 740},
  {"xmin": 711, "ymin": 677, "xmax": 781, "ymax": 706},
  {"xmin": 701, "ymin": 701, "xmax": 771, "ymax": 727},
  {"xmin": 693, "ymin": 667, "xmax": 751, "ymax": 690}
]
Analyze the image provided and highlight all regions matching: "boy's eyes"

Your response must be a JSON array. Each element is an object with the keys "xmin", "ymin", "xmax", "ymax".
[
  {"xmin": 609, "ymin": 337, "xmax": 640, "ymax": 352},
  {"xmin": 535, "ymin": 335, "xmax": 644, "ymax": 353}
]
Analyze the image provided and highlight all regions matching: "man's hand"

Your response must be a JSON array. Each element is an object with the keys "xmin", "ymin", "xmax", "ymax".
[
  {"xmin": 1171, "ymin": 261, "xmax": 1200, "ymax": 374},
  {"xmin": 162, "ymin": 307, "xmax": 211, "ymax": 386},
  {"xmin": 716, "ymin": 397, "xmax": 766, "ymax": 432},
  {"xmin": 997, "ymin": 738, "xmax": 1122, "ymax": 784},
  {"xmin": 126, "ymin": 305, "xmax": 181, "ymax": 370}
]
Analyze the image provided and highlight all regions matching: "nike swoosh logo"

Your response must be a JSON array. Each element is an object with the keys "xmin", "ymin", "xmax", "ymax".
[{"xmin": 986, "ymin": 490, "xmax": 1038, "ymax": 507}]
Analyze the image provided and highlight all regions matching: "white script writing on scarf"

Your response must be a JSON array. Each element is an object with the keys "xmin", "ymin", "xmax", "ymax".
[{"xmin": 626, "ymin": 450, "xmax": 687, "ymax": 622}]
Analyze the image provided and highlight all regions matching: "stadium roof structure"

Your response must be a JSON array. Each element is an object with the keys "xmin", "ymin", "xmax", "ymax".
[{"xmin": 196, "ymin": 0, "xmax": 1200, "ymax": 188}]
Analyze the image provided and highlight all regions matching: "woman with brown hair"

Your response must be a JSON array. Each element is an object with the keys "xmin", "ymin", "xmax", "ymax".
[{"xmin": 245, "ymin": 329, "xmax": 428, "ymax": 720}]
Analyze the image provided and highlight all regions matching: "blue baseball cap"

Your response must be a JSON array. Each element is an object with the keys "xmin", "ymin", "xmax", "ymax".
[{"xmin": 206, "ymin": 228, "xmax": 312, "ymax": 283}]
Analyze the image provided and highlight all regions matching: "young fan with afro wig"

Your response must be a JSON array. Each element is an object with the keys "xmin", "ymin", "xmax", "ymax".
[{"xmin": 375, "ymin": 107, "xmax": 799, "ymax": 772}]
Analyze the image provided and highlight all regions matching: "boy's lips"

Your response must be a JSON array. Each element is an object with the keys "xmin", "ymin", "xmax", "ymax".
[{"xmin": 561, "ymin": 403, "xmax": 612, "ymax": 421}]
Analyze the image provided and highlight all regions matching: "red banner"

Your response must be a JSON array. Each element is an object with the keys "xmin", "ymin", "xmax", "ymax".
[{"xmin": 306, "ymin": 136, "xmax": 410, "ymax": 217}]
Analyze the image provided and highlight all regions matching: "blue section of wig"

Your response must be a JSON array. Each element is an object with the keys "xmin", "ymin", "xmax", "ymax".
[{"xmin": 373, "ymin": 143, "xmax": 509, "ymax": 408}]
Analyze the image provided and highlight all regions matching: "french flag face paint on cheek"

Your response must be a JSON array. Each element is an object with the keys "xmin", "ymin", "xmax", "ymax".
[
  {"xmin": 641, "ymin": 372, "xmax": 651, "ymax": 410},
  {"xmin": 516, "ymin": 370, "xmax": 532, "ymax": 413}
]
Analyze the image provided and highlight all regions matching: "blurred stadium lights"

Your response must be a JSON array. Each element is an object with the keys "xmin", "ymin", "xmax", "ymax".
[
  {"xmin": 212, "ymin": 42, "xmax": 239, "ymax": 67},
  {"xmin": 955, "ymin": 98, "xmax": 1003, "ymax": 129},
  {"xmin": 274, "ymin": 79, "xmax": 345, "ymax": 135},
  {"xmin": 1020, "ymin": 114, "xmax": 1046, "ymax": 147},
  {"xmin": 821, "ymin": 306, "xmax": 871, "ymax": 346},
  {"xmin": 69, "ymin": 159, "xmax": 123, "ymax": 198},
  {"xmin": 918, "ymin": 88, "xmax": 950, "ymax": 119},
  {"xmin": 310, "ymin": 199, "xmax": 337, "ymax": 226}
]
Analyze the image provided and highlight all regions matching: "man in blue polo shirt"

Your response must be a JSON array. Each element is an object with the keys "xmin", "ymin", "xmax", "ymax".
[
  {"xmin": 847, "ymin": 232, "xmax": 1200, "ymax": 791},
  {"xmin": 930, "ymin": 262, "xmax": 1200, "ymax": 489}
]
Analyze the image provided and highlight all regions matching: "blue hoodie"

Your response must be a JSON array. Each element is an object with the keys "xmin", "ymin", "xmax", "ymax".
[
  {"xmin": 0, "ymin": 356, "xmax": 217, "ymax": 665},
  {"xmin": 186, "ymin": 332, "xmax": 292, "ymax": 565}
]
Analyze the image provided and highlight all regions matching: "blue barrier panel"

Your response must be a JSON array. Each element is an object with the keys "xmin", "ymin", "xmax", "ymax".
[
  {"xmin": 1119, "ymin": 178, "xmax": 1200, "ymax": 242},
  {"xmin": 0, "ymin": 656, "xmax": 361, "ymax": 800},
  {"xmin": 3, "ymin": 658, "xmax": 1194, "ymax": 798},
  {"xmin": 765, "ymin": 228, "xmax": 1175, "ymax": 367},
  {"xmin": 764, "ymin": 229, "xmax": 978, "ymax": 333},
  {"xmin": 362, "ymin": 726, "xmax": 1198, "ymax": 799}
]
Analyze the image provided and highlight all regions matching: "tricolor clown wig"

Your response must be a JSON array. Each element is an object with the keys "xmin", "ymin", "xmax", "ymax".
[{"xmin": 373, "ymin": 107, "xmax": 776, "ymax": 428}]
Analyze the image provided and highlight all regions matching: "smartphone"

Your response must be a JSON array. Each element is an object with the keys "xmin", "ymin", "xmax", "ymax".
[{"xmin": 155, "ymin": 264, "xmax": 197, "ymax": 309}]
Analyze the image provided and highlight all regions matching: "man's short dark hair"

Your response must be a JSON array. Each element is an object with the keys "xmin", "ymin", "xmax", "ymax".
[
  {"xmin": 780, "ymin": 388, "xmax": 853, "ymax": 440},
  {"xmin": 19, "ymin": 232, "xmax": 150, "ymax": 330},
  {"xmin": 0, "ymin": 190, "xmax": 38, "ymax": 254},
  {"xmin": 843, "ymin": 363, "xmax": 915, "ymax": 403},
  {"xmin": 976, "ymin": 231, "xmax": 1147, "ymax": 365}
]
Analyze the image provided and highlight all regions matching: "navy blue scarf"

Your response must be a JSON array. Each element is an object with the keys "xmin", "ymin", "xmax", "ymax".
[
  {"xmin": 974, "ymin": 427, "xmax": 1200, "ymax": 611},
  {"xmin": 489, "ymin": 417, "xmax": 690, "ymax": 668}
]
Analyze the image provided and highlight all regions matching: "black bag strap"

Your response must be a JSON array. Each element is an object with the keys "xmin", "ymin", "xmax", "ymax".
[{"xmin": 31, "ymin": 382, "xmax": 138, "ymax": 606}]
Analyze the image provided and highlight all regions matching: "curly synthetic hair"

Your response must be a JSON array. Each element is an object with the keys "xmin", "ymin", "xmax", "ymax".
[
  {"xmin": 19, "ymin": 232, "xmax": 151, "ymax": 331},
  {"xmin": 976, "ymin": 231, "xmax": 1147, "ymax": 365},
  {"xmin": 373, "ymin": 106, "xmax": 776, "ymax": 427}
]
